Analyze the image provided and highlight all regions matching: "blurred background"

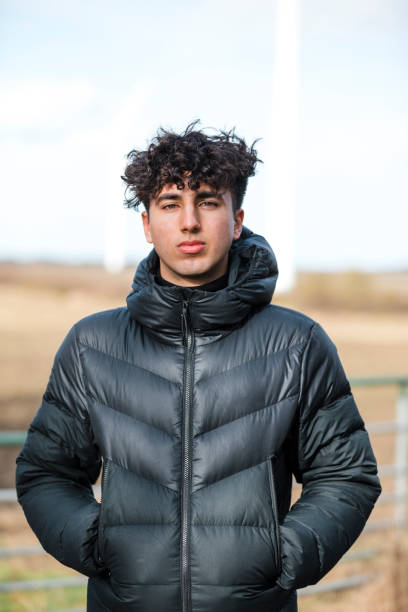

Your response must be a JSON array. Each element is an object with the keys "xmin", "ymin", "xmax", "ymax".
[{"xmin": 0, "ymin": 0, "xmax": 407, "ymax": 610}]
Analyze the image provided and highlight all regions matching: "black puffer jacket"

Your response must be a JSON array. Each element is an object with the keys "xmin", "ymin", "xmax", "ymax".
[{"xmin": 16, "ymin": 226, "xmax": 381, "ymax": 612}]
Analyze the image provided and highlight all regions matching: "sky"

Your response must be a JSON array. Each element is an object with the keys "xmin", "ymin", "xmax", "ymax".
[{"xmin": 0, "ymin": 0, "xmax": 407, "ymax": 272}]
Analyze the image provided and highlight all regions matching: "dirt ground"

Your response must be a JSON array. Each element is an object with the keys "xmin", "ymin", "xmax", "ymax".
[{"xmin": 1, "ymin": 263, "xmax": 408, "ymax": 611}]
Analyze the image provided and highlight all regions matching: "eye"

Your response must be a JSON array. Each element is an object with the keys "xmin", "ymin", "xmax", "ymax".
[
  {"xmin": 200, "ymin": 200, "xmax": 219, "ymax": 208},
  {"xmin": 162, "ymin": 203, "xmax": 178, "ymax": 210}
]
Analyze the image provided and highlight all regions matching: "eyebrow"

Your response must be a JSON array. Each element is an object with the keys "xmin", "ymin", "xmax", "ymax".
[
  {"xmin": 156, "ymin": 194, "xmax": 180, "ymax": 203},
  {"xmin": 156, "ymin": 190, "xmax": 224, "ymax": 203},
  {"xmin": 196, "ymin": 190, "xmax": 224, "ymax": 200}
]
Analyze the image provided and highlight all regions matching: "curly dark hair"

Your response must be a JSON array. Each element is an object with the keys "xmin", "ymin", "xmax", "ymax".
[{"xmin": 122, "ymin": 120, "xmax": 261, "ymax": 213}]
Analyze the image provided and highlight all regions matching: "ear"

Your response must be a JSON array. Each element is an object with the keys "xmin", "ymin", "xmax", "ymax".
[
  {"xmin": 141, "ymin": 210, "xmax": 153, "ymax": 244},
  {"xmin": 233, "ymin": 208, "xmax": 244, "ymax": 240}
]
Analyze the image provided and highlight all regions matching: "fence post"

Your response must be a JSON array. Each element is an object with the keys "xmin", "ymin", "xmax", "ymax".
[{"xmin": 395, "ymin": 382, "xmax": 408, "ymax": 522}]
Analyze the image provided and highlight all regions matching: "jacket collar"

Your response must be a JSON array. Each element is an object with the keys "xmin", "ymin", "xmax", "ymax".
[{"xmin": 126, "ymin": 226, "xmax": 278, "ymax": 344}]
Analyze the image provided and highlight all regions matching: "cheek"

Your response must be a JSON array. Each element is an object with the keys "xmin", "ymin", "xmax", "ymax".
[
  {"xmin": 211, "ymin": 219, "xmax": 234, "ymax": 246},
  {"xmin": 149, "ymin": 222, "xmax": 170, "ymax": 249}
]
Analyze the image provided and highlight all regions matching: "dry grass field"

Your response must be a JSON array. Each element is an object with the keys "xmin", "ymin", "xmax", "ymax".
[{"xmin": 0, "ymin": 262, "xmax": 407, "ymax": 611}]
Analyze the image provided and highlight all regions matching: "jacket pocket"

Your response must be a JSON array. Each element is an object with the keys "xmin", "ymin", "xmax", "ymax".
[
  {"xmin": 267, "ymin": 455, "xmax": 282, "ymax": 576},
  {"xmin": 97, "ymin": 457, "xmax": 111, "ymax": 565}
]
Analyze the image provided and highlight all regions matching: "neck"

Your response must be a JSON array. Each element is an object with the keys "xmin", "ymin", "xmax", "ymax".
[{"xmin": 156, "ymin": 269, "xmax": 229, "ymax": 292}]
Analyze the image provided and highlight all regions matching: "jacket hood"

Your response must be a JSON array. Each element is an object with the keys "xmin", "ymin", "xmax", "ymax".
[{"xmin": 126, "ymin": 226, "xmax": 278, "ymax": 343}]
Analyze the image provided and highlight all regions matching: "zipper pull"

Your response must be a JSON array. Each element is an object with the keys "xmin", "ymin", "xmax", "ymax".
[
  {"xmin": 181, "ymin": 301, "xmax": 188, "ymax": 345},
  {"xmin": 181, "ymin": 300, "xmax": 195, "ymax": 352}
]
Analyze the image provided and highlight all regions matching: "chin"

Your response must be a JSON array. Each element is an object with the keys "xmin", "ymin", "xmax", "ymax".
[{"xmin": 178, "ymin": 262, "xmax": 210, "ymax": 277}]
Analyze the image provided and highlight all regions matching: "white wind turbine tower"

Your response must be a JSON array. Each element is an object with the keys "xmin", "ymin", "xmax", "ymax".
[
  {"xmin": 103, "ymin": 89, "xmax": 149, "ymax": 273},
  {"xmin": 266, "ymin": 0, "xmax": 300, "ymax": 292}
]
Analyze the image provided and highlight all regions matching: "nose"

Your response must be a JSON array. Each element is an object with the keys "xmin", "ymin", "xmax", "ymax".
[{"xmin": 180, "ymin": 204, "xmax": 201, "ymax": 232}]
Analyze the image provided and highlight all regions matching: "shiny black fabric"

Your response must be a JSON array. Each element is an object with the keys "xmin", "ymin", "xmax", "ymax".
[{"xmin": 16, "ymin": 226, "xmax": 381, "ymax": 611}]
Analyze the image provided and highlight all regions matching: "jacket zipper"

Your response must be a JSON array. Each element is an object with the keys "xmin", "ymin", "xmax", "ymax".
[
  {"xmin": 267, "ymin": 455, "xmax": 282, "ymax": 575},
  {"xmin": 98, "ymin": 458, "xmax": 111, "ymax": 564},
  {"xmin": 181, "ymin": 300, "xmax": 195, "ymax": 612}
]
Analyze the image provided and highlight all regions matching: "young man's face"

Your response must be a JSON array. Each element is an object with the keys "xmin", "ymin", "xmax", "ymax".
[{"xmin": 141, "ymin": 182, "xmax": 244, "ymax": 286}]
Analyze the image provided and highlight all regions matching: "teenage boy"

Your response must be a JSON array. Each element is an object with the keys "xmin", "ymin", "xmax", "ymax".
[{"xmin": 16, "ymin": 123, "xmax": 381, "ymax": 612}]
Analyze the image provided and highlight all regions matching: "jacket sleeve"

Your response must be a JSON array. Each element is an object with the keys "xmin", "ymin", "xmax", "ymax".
[
  {"xmin": 276, "ymin": 322, "xmax": 381, "ymax": 591},
  {"xmin": 15, "ymin": 324, "xmax": 104, "ymax": 577}
]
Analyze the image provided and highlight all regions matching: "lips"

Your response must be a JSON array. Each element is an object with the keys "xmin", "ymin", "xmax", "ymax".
[{"xmin": 178, "ymin": 241, "xmax": 205, "ymax": 254}]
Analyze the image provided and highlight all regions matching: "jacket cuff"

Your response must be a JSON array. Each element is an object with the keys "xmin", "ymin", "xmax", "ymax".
[
  {"xmin": 60, "ymin": 502, "xmax": 103, "ymax": 577},
  {"xmin": 275, "ymin": 522, "xmax": 321, "ymax": 590}
]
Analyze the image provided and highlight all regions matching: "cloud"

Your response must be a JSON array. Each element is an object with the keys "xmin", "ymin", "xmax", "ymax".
[{"xmin": 0, "ymin": 79, "xmax": 98, "ymax": 130}]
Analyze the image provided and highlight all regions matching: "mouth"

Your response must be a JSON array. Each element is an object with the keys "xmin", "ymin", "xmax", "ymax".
[{"xmin": 178, "ymin": 241, "xmax": 205, "ymax": 254}]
